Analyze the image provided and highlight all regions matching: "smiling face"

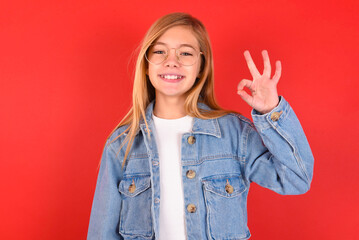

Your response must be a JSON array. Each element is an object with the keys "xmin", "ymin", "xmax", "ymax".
[{"xmin": 146, "ymin": 25, "xmax": 202, "ymax": 103}]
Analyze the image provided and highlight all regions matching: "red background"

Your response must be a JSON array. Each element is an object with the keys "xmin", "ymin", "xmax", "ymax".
[{"xmin": 1, "ymin": 0, "xmax": 358, "ymax": 239}]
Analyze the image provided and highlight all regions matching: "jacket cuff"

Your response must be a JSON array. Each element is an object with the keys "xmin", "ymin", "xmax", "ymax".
[{"xmin": 251, "ymin": 96, "xmax": 291, "ymax": 131}]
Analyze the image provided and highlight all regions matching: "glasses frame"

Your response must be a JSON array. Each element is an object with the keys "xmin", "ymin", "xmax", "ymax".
[{"xmin": 145, "ymin": 43, "xmax": 204, "ymax": 66}]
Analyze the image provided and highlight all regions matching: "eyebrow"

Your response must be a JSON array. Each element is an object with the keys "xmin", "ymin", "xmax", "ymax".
[{"xmin": 154, "ymin": 41, "xmax": 198, "ymax": 50}]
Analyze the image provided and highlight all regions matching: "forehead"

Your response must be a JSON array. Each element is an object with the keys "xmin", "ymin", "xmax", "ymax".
[{"xmin": 154, "ymin": 25, "xmax": 199, "ymax": 49}]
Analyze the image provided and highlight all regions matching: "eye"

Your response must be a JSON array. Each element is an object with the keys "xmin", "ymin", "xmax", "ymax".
[
  {"xmin": 153, "ymin": 50, "xmax": 166, "ymax": 54},
  {"xmin": 181, "ymin": 52, "xmax": 193, "ymax": 56}
]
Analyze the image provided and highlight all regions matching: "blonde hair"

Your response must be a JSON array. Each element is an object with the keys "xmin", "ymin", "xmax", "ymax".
[{"xmin": 105, "ymin": 12, "xmax": 239, "ymax": 169}]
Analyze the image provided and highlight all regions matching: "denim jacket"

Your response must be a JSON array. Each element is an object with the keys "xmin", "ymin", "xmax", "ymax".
[{"xmin": 87, "ymin": 96, "xmax": 314, "ymax": 240}]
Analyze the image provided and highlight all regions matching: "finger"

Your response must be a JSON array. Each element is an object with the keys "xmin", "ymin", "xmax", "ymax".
[
  {"xmin": 237, "ymin": 79, "xmax": 253, "ymax": 92},
  {"xmin": 272, "ymin": 60, "xmax": 282, "ymax": 83},
  {"xmin": 237, "ymin": 88, "xmax": 254, "ymax": 107},
  {"xmin": 262, "ymin": 50, "xmax": 271, "ymax": 77},
  {"xmin": 244, "ymin": 50, "xmax": 261, "ymax": 79}
]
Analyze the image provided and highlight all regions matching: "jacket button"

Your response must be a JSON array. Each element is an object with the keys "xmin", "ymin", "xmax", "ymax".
[
  {"xmin": 128, "ymin": 179, "xmax": 136, "ymax": 193},
  {"xmin": 187, "ymin": 204, "xmax": 196, "ymax": 213},
  {"xmin": 270, "ymin": 110, "xmax": 283, "ymax": 122},
  {"xmin": 186, "ymin": 170, "xmax": 196, "ymax": 179},
  {"xmin": 225, "ymin": 184, "xmax": 234, "ymax": 194},
  {"xmin": 225, "ymin": 179, "xmax": 234, "ymax": 194},
  {"xmin": 187, "ymin": 136, "xmax": 196, "ymax": 145}
]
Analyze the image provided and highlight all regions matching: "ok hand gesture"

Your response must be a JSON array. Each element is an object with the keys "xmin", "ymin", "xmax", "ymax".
[{"xmin": 237, "ymin": 50, "xmax": 281, "ymax": 114}]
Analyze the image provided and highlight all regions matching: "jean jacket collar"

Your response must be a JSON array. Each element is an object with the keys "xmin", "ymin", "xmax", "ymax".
[{"xmin": 137, "ymin": 100, "xmax": 221, "ymax": 138}]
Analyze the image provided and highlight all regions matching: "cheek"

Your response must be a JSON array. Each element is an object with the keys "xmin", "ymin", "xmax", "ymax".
[{"xmin": 148, "ymin": 66, "xmax": 158, "ymax": 81}]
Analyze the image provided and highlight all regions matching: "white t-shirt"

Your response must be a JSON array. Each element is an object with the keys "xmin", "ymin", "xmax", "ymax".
[{"xmin": 152, "ymin": 113, "xmax": 194, "ymax": 240}]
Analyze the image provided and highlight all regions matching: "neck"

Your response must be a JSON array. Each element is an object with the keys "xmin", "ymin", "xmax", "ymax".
[{"xmin": 153, "ymin": 95, "xmax": 187, "ymax": 119}]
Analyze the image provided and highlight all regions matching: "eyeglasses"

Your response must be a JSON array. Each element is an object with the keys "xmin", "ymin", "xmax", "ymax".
[{"xmin": 145, "ymin": 43, "xmax": 203, "ymax": 66}]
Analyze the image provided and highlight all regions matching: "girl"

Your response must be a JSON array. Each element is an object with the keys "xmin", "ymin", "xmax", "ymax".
[{"xmin": 87, "ymin": 12, "xmax": 314, "ymax": 240}]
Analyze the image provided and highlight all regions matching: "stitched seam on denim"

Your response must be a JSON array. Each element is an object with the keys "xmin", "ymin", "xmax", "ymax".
[
  {"xmin": 229, "ymin": 113, "xmax": 254, "ymax": 127},
  {"xmin": 122, "ymin": 173, "xmax": 151, "ymax": 178},
  {"xmin": 204, "ymin": 189, "xmax": 217, "ymax": 239},
  {"xmin": 258, "ymin": 123, "xmax": 272, "ymax": 131},
  {"xmin": 118, "ymin": 172, "xmax": 153, "ymax": 238},
  {"xmin": 265, "ymin": 108, "xmax": 310, "ymax": 184},
  {"xmin": 108, "ymin": 140, "xmax": 120, "ymax": 160},
  {"xmin": 106, "ymin": 138, "xmax": 126, "ymax": 237},
  {"xmin": 204, "ymin": 184, "xmax": 246, "ymax": 198},
  {"xmin": 192, "ymin": 131, "xmax": 220, "ymax": 138},
  {"xmin": 281, "ymin": 129, "xmax": 310, "ymax": 183},
  {"xmin": 118, "ymin": 231, "xmax": 153, "ymax": 239},
  {"xmin": 128, "ymin": 153, "xmax": 149, "ymax": 160},
  {"xmin": 202, "ymin": 184, "xmax": 213, "ymax": 239},
  {"xmin": 140, "ymin": 120, "xmax": 158, "ymax": 236},
  {"xmin": 119, "ymin": 174, "xmax": 151, "ymax": 196},
  {"xmin": 202, "ymin": 179, "xmax": 249, "ymax": 239},
  {"xmin": 213, "ymin": 117, "xmax": 221, "ymax": 138},
  {"xmin": 201, "ymin": 154, "xmax": 240, "ymax": 161},
  {"xmin": 201, "ymin": 173, "xmax": 243, "ymax": 180},
  {"xmin": 119, "ymin": 182, "xmax": 150, "ymax": 197},
  {"xmin": 107, "ymin": 141, "xmax": 125, "ymax": 179},
  {"xmin": 229, "ymin": 113, "xmax": 253, "ymax": 157},
  {"xmin": 127, "ymin": 157, "xmax": 150, "ymax": 161},
  {"xmin": 201, "ymin": 174, "xmax": 247, "ymax": 197},
  {"xmin": 242, "ymin": 123, "xmax": 252, "ymax": 184},
  {"xmin": 276, "ymin": 110, "xmax": 310, "ymax": 183},
  {"xmin": 181, "ymin": 154, "xmax": 241, "ymax": 166}
]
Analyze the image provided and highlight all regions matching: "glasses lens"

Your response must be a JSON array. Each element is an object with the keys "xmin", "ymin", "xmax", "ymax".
[
  {"xmin": 178, "ymin": 46, "xmax": 197, "ymax": 66},
  {"xmin": 145, "ymin": 44, "xmax": 200, "ymax": 66},
  {"xmin": 146, "ymin": 44, "xmax": 167, "ymax": 64}
]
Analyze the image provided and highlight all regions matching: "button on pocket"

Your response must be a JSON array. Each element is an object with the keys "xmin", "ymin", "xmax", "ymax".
[
  {"xmin": 128, "ymin": 179, "xmax": 136, "ymax": 193},
  {"xmin": 118, "ymin": 174, "xmax": 153, "ymax": 238},
  {"xmin": 202, "ymin": 174, "xmax": 249, "ymax": 239},
  {"xmin": 187, "ymin": 136, "xmax": 196, "ymax": 144},
  {"xmin": 225, "ymin": 179, "xmax": 234, "ymax": 194}
]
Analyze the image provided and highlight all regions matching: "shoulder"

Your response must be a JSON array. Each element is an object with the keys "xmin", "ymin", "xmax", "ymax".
[
  {"xmin": 211, "ymin": 113, "xmax": 257, "ymax": 140},
  {"xmin": 218, "ymin": 112, "xmax": 255, "ymax": 129},
  {"xmin": 106, "ymin": 124, "xmax": 132, "ymax": 150}
]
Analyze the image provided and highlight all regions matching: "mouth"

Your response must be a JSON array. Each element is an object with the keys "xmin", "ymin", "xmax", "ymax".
[{"xmin": 158, "ymin": 74, "xmax": 185, "ymax": 83}]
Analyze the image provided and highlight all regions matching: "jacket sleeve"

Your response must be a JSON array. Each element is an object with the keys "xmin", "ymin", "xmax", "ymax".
[
  {"xmin": 87, "ymin": 139, "xmax": 123, "ymax": 239},
  {"xmin": 243, "ymin": 96, "xmax": 314, "ymax": 195}
]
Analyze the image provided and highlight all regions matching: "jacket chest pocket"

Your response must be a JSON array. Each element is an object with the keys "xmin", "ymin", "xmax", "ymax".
[
  {"xmin": 202, "ymin": 174, "xmax": 250, "ymax": 240},
  {"xmin": 118, "ymin": 174, "xmax": 154, "ymax": 239}
]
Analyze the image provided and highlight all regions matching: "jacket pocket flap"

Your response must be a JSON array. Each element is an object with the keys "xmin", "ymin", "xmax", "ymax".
[
  {"xmin": 119, "ymin": 174, "xmax": 151, "ymax": 197},
  {"xmin": 202, "ymin": 174, "xmax": 246, "ymax": 198}
]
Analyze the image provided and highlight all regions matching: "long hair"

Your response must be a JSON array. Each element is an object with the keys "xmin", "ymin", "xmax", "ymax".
[{"xmin": 105, "ymin": 12, "xmax": 239, "ymax": 169}]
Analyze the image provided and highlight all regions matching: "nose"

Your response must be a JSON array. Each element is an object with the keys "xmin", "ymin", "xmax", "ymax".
[{"xmin": 164, "ymin": 48, "xmax": 180, "ymax": 67}]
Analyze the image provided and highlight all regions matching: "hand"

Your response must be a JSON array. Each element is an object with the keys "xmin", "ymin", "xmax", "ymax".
[{"xmin": 237, "ymin": 50, "xmax": 281, "ymax": 114}]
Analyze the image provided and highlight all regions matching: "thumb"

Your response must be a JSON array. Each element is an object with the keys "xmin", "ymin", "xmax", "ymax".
[{"xmin": 237, "ymin": 90, "xmax": 254, "ymax": 107}]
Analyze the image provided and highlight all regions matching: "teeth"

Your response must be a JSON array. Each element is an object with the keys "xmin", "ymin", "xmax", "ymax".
[{"xmin": 161, "ymin": 75, "xmax": 183, "ymax": 79}]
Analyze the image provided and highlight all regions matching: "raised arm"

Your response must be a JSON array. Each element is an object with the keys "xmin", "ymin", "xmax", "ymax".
[{"xmin": 237, "ymin": 50, "xmax": 314, "ymax": 194}]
